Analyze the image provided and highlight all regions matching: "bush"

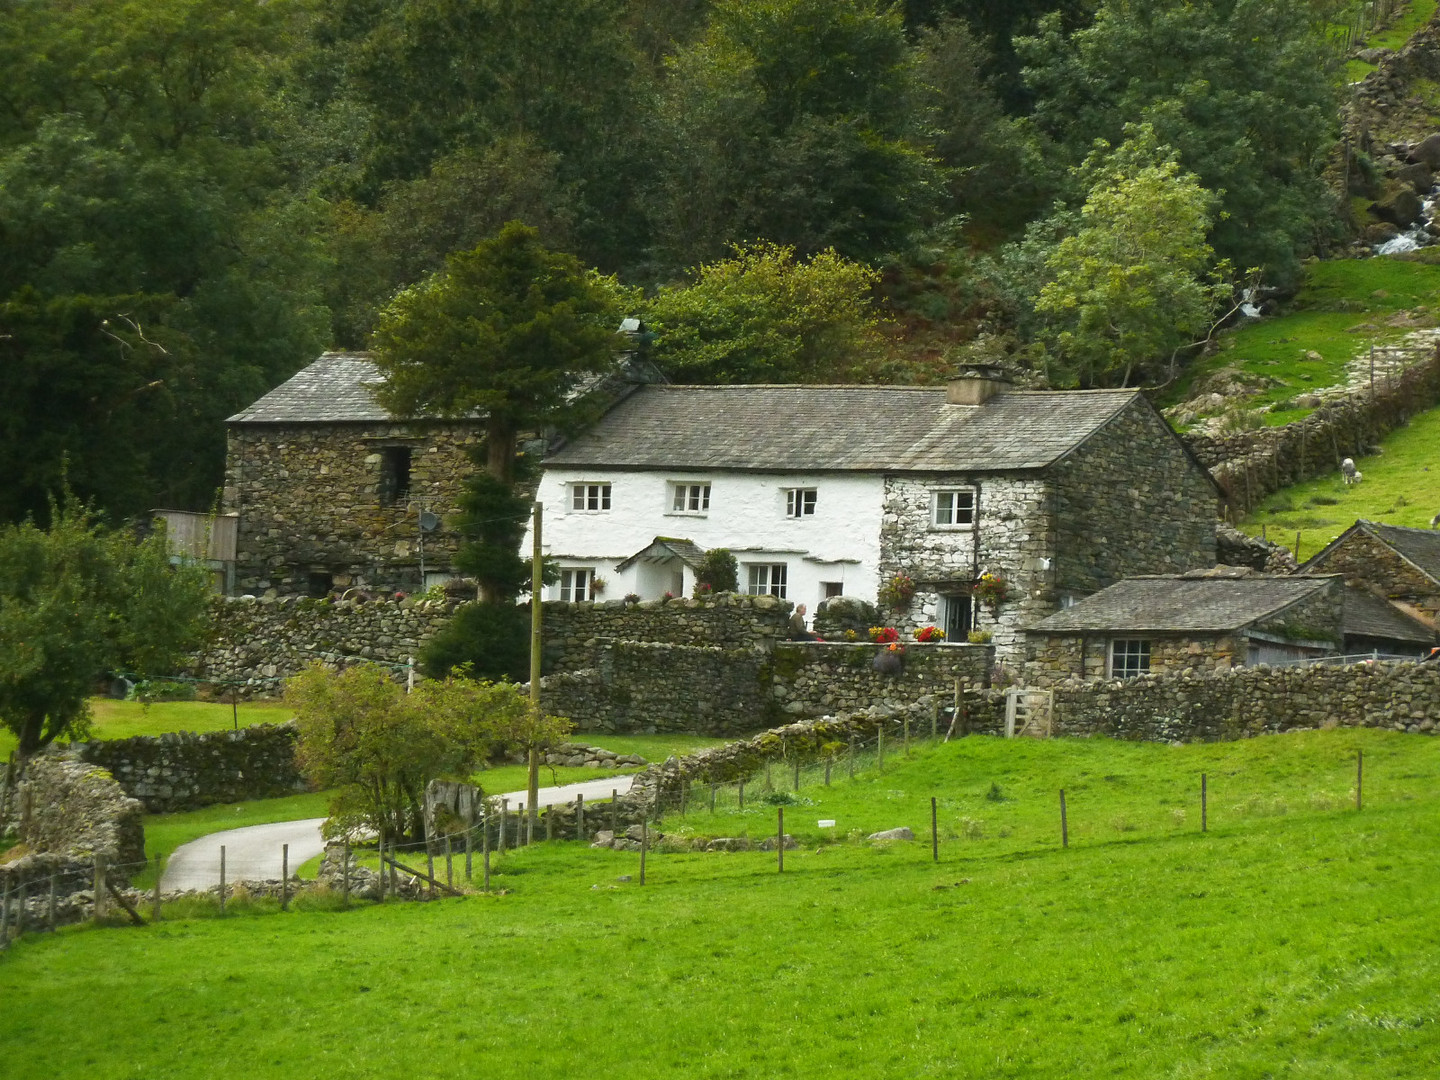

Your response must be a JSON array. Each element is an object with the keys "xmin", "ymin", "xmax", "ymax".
[
  {"xmin": 696, "ymin": 548, "xmax": 739, "ymax": 593},
  {"xmin": 419, "ymin": 601, "xmax": 530, "ymax": 681},
  {"xmin": 133, "ymin": 679, "xmax": 197, "ymax": 703}
]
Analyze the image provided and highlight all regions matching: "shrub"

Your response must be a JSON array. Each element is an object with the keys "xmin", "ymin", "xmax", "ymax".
[
  {"xmin": 419, "ymin": 601, "xmax": 530, "ymax": 681},
  {"xmin": 695, "ymin": 548, "xmax": 739, "ymax": 593}
]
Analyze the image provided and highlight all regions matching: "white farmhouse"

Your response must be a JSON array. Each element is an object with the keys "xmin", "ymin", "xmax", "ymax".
[{"xmin": 531, "ymin": 368, "xmax": 1219, "ymax": 660}]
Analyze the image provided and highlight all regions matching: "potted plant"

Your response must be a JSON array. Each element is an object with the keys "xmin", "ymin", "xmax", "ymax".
[
  {"xmin": 913, "ymin": 626, "xmax": 945, "ymax": 643},
  {"xmin": 868, "ymin": 626, "xmax": 899, "ymax": 643}
]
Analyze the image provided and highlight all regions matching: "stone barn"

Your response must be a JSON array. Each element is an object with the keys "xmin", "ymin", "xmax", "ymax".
[
  {"xmin": 1301, "ymin": 519, "xmax": 1440, "ymax": 628},
  {"xmin": 223, "ymin": 352, "xmax": 482, "ymax": 597}
]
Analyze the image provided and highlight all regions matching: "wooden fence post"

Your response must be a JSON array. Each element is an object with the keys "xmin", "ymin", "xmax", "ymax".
[
  {"xmin": 611, "ymin": 790, "xmax": 619, "ymax": 835},
  {"xmin": 425, "ymin": 839, "xmax": 435, "ymax": 901},
  {"xmin": 482, "ymin": 824, "xmax": 491, "ymax": 892},
  {"xmin": 639, "ymin": 813, "xmax": 647, "ymax": 886},
  {"xmin": 1059, "ymin": 791, "xmax": 1068, "ymax": 849},
  {"xmin": 218, "ymin": 847, "xmax": 225, "ymax": 915},
  {"xmin": 1201, "ymin": 773, "xmax": 1207, "ymax": 833},
  {"xmin": 825, "ymin": 756, "xmax": 831, "ymax": 787},
  {"xmin": 1356, "ymin": 749, "xmax": 1363, "ymax": 811},
  {"xmin": 577, "ymin": 793, "xmax": 585, "ymax": 840},
  {"xmin": 342, "ymin": 842, "xmax": 351, "ymax": 907},
  {"xmin": 877, "ymin": 725, "xmax": 885, "ymax": 772},
  {"xmin": 465, "ymin": 828, "xmax": 473, "ymax": 881},
  {"xmin": 499, "ymin": 798, "xmax": 508, "ymax": 854},
  {"xmin": 777, "ymin": 807, "xmax": 785, "ymax": 874},
  {"xmin": 282, "ymin": 843, "xmax": 290, "ymax": 910},
  {"xmin": 931, "ymin": 796, "xmax": 938, "ymax": 863}
]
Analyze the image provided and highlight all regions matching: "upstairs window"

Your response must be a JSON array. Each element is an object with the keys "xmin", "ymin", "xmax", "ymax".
[
  {"xmin": 379, "ymin": 447, "xmax": 411, "ymax": 507},
  {"xmin": 571, "ymin": 483, "xmax": 611, "ymax": 512},
  {"xmin": 1110, "ymin": 639, "xmax": 1151, "ymax": 679},
  {"xmin": 785, "ymin": 488, "xmax": 817, "ymax": 518},
  {"xmin": 746, "ymin": 563, "xmax": 788, "ymax": 598},
  {"xmin": 671, "ymin": 483, "xmax": 711, "ymax": 513},
  {"xmin": 931, "ymin": 489, "xmax": 975, "ymax": 528},
  {"xmin": 560, "ymin": 568, "xmax": 594, "ymax": 602}
]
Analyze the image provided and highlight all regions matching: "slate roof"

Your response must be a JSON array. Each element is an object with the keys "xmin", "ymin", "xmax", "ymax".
[
  {"xmin": 1362, "ymin": 521, "xmax": 1440, "ymax": 582},
  {"xmin": 1342, "ymin": 587, "xmax": 1436, "ymax": 645},
  {"xmin": 545, "ymin": 385, "xmax": 1142, "ymax": 472},
  {"xmin": 1028, "ymin": 575, "xmax": 1335, "ymax": 634},
  {"xmin": 615, "ymin": 536, "xmax": 707, "ymax": 572}
]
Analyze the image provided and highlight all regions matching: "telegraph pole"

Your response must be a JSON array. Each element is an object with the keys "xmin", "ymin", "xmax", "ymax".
[{"xmin": 528, "ymin": 501, "xmax": 543, "ymax": 836}]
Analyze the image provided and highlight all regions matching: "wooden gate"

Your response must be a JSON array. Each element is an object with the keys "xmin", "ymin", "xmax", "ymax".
[{"xmin": 1005, "ymin": 688, "xmax": 1054, "ymax": 738}]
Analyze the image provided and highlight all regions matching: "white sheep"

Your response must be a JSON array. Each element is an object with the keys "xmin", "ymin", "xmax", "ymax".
[{"xmin": 1340, "ymin": 458, "xmax": 1362, "ymax": 485}]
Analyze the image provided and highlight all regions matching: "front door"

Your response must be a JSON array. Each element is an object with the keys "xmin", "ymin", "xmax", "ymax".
[{"xmin": 943, "ymin": 591, "xmax": 974, "ymax": 642}]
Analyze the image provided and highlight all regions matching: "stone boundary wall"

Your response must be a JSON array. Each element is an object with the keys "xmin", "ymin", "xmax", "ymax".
[
  {"xmin": 542, "ymin": 594, "xmax": 793, "ymax": 672},
  {"xmin": 536, "ymin": 641, "xmax": 996, "ymax": 736},
  {"xmin": 1049, "ymin": 661, "xmax": 1440, "ymax": 741},
  {"xmin": 1182, "ymin": 345, "xmax": 1440, "ymax": 516},
  {"xmin": 189, "ymin": 595, "xmax": 462, "ymax": 693},
  {"xmin": 77, "ymin": 724, "xmax": 308, "ymax": 813}
]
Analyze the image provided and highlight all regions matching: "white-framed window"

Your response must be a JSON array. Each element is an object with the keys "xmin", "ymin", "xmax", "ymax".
[
  {"xmin": 931, "ymin": 489, "xmax": 975, "ymax": 527},
  {"xmin": 560, "ymin": 568, "xmax": 594, "ymax": 602},
  {"xmin": 1110, "ymin": 639, "xmax": 1150, "ymax": 679},
  {"xmin": 671, "ymin": 482, "xmax": 711, "ymax": 514},
  {"xmin": 571, "ymin": 483, "xmax": 611, "ymax": 512},
  {"xmin": 785, "ymin": 488, "xmax": 817, "ymax": 518},
  {"xmin": 745, "ymin": 563, "xmax": 788, "ymax": 598}
]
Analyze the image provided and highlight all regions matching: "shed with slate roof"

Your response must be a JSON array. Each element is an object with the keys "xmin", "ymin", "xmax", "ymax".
[
  {"xmin": 1023, "ymin": 571, "xmax": 1348, "ymax": 684},
  {"xmin": 1301, "ymin": 520, "xmax": 1440, "ymax": 628},
  {"xmin": 532, "ymin": 369, "xmax": 1220, "ymax": 664},
  {"xmin": 222, "ymin": 352, "xmax": 482, "ymax": 597}
]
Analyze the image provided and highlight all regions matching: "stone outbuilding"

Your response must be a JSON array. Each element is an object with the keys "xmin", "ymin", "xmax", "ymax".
[
  {"xmin": 1022, "ymin": 569, "xmax": 1436, "ymax": 685},
  {"xmin": 1301, "ymin": 519, "xmax": 1440, "ymax": 628},
  {"xmin": 223, "ymin": 351, "xmax": 482, "ymax": 597},
  {"xmin": 532, "ymin": 366, "xmax": 1221, "ymax": 665}
]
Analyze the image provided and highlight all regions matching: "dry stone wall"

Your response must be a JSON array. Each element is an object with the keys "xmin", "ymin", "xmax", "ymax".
[
  {"xmin": 189, "ymin": 594, "xmax": 460, "ymax": 692},
  {"xmin": 1049, "ymin": 661, "xmax": 1440, "ymax": 741},
  {"xmin": 77, "ymin": 724, "xmax": 308, "ymax": 813}
]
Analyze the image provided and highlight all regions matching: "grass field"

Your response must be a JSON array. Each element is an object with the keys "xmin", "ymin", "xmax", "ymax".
[
  {"xmin": 1239, "ymin": 401, "xmax": 1440, "ymax": 558},
  {"xmin": 1162, "ymin": 256, "xmax": 1440, "ymax": 428},
  {"xmin": 3, "ymin": 729, "xmax": 1437, "ymax": 1078},
  {"xmin": 0, "ymin": 698, "xmax": 294, "ymax": 761}
]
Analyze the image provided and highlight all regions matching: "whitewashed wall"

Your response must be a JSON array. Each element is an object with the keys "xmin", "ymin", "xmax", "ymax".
[{"xmin": 529, "ymin": 468, "xmax": 886, "ymax": 610}]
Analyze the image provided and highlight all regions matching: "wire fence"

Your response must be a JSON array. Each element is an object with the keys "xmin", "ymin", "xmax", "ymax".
[{"xmin": 0, "ymin": 727, "xmax": 1406, "ymax": 949}]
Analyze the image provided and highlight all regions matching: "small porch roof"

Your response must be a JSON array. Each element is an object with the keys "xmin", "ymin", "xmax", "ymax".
[{"xmin": 614, "ymin": 536, "xmax": 707, "ymax": 573}]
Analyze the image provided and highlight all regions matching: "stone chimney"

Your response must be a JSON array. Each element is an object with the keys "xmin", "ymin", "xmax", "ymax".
[{"xmin": 946, "ymin": 362, "xmax": 1012, "ymax": 406}]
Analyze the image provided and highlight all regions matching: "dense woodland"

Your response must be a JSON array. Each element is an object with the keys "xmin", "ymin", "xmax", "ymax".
[{"xmin": 0, "ymin": 0, "xmax": 1353, "ymax": 525}]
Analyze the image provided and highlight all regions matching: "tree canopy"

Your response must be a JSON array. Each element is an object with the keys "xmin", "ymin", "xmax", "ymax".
[
  {"xmin": 288, "ymin": 662, "xmax": 572, "ymax": 840},
  {"xmin": 0, "ymin": 498, "xmax": 212, "ymax": 757},
  {"xmin": 370, "ymin": 222, "xmax": 632, "ymax": 483}
]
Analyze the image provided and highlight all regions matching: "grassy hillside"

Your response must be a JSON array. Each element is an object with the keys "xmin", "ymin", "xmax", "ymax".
[
  {"xmin": 3, "ymin": 730, "xmax": 1438, "ymax": 1078},
  {"xmin": 1163, "ymin": 256, "xmax": 1440, "ymax": 429},
  {"xmin": 1239, "ymin": 401, "xmax": 1440, "ymax": 559}
]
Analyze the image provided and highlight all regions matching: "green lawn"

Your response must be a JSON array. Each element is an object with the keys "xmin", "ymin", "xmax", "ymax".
[
  {"xmin": 1163, "ymin": 256, "xmax": 1440, "ymax": 427},
  {"xmin": 1240, "ymin": 400, "xmax": 1440, "ymax": 559},
  {"xmin": 3, "ymin": 730, "xmax": 1437, "ymax": 1078},
  {"xmin": 0, "ymin": 697, "xmax": 294, "ymax": 762}
]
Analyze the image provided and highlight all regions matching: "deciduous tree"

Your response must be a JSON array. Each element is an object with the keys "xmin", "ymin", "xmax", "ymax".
[{"xmin": 0, "ymin": 497, "xmax": 212, "ymax": 757}]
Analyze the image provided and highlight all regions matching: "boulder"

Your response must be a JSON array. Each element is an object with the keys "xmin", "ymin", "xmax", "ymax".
[
  {"xmin": 1394, "ymin": 161, "xmax": 1435, "ymax": 194},
  {"xmin": 1409, "ymin": 133, "xmax": 1440, "ymax": 168},
  {"xmin": 704, "ymin": 837, "xmax": 753, "ymax": 852},
  {"xmin": 590, "ymin": 830, "xmax": 615, "ymax": 849},
  {"xmin": 1364, "ymin": 221, "xmax": 1401, "ymax": 244},
  {"xmin": 758, "ymin": 834, "xmax": 799, "ymax": 851},
  {"xmin": 1371, "ymin": 186, "xmax": 1423, "ymax": 227},
  {"xmin": 867, "ymin": 826, "xmax": 914, "ymax": 841}
]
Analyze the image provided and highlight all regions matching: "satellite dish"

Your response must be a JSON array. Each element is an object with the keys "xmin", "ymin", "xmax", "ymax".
[{"xmin": 418, "ymin": 510, "xmax": 441, "ymax": 533}]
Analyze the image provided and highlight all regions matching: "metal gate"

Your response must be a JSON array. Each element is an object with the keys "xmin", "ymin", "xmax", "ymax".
[{"xmin": 1005, "ymin": 688, "xmax": 1054, "ymax": 738}]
